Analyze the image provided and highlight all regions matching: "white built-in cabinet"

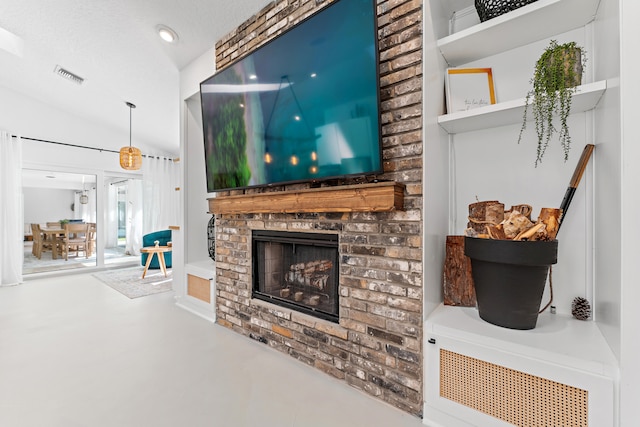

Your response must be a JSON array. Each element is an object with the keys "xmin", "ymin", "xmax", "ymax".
[{"xmin": 423, "ymin": 1, "xmax": 617, "ymax": 426}]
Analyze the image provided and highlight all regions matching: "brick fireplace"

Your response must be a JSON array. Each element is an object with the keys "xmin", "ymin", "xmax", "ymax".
[{"xmin": 211, "ymin": 0, "xmax": 423, "ymax": 417}]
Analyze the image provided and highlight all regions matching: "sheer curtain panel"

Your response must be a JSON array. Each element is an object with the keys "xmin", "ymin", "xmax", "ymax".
[
  {"xmin": 142, "ymin": 157, "xmax": 179, "ymax": 234},
  {"xmin": 125, "ymin": 179, "xmax": 143, "ymax": 256},
  {"xmin": 0, "ymin": 131, "xmax": 23, "ymax": 286}
]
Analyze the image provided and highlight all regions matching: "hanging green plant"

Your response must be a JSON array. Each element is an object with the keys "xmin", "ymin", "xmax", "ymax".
[{"xmin": 518, "ymin": 40, "xmax": 586, "ymax": 166}]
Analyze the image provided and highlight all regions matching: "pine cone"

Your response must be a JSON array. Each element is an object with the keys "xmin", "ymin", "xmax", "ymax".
[{"xmin": 571, "ymin": 297, "xmax": 591, "ymax": 321}]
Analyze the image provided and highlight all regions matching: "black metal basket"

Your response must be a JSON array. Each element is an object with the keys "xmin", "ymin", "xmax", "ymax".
[{"xmin": 475, "ymin": 0, "xmax": 538, "ymax": 22}]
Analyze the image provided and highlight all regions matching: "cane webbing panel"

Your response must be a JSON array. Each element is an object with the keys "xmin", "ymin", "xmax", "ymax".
[
  {"xmin": 440, "ymin": 349, "xmax": 588, "ymax": 426},
  {"xmin": 187, "ymin": 274, "xmax": 211, "ymax": 303}
]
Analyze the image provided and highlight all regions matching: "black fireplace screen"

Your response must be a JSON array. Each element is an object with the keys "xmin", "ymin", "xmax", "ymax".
[{"xmin": 252, "ymin": 230, "xmax": 339, "ymax": 322}]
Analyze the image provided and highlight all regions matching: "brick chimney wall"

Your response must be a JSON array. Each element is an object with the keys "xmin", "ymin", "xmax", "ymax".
[{"xmin": 213, "ymin": 0, "xmax": 424, "ymax": 416}]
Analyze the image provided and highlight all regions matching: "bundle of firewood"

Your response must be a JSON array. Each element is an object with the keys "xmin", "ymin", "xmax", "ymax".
[{"xmin": 465, "ymin": 200, "xmax": 561, "ymax": 241}]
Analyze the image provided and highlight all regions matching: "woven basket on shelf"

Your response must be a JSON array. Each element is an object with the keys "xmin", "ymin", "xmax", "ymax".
[{"xmin": 475, "ymin": 0, "xmax": 539, "ymax": 22}]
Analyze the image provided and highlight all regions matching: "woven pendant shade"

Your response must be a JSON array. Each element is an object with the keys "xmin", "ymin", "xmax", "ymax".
[
  {"xmin": 120, "ymin": 101, "xmax": 142, "ymax": 170},
  {"xmin": 120, "ymin": 146, "xmax": 142, "ymax": 170}
]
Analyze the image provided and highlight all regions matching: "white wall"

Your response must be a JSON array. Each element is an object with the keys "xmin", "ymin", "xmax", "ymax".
[
  {"xmin": 0, "ymin": 84, "xmax": 152, "ymax": 176},
  {"xmin": 184, "ymin": 97, "xmax": 209, "ymax": 263},
  {"xmin": 180, "ymin": 48, "xmax": 216, "ymax": 265},
  {"xmin": 0, "ymin": 84, "xmax": 145, "ymax": 267},
  {"xmin": 423, "ymin": 1, "xmax": 451, "ymax": 316},
  {"xmin": 593, "ymin": 0, "xmax": 623, "ymax": 362},
  {"xmin": 180, "ymin": 47, "xmax": 215, "ymax": 102},
  {"xmin": 23, "ymin": 188, "xmax": 75, "ymax": 225},
  {"xmin": 619, "ymin": 0, "xmax": 640, "ymax": 424},
  {"xmin": 168, "ymin": 47, "xmax": 217, "ymax": 305},
  {"xmin": 0, "ymin": 84, "xmax": 173, "ymax": 158}
]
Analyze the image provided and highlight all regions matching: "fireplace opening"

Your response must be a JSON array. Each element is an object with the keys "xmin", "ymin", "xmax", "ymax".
[{"xmin": 252, "ymin": 230, "xmax": 339, "ymax": 323}]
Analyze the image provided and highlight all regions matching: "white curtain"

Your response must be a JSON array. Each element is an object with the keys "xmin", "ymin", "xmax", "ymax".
[
  {"xmin": 0, "ymin": 131, "xmax": 23, "ymax": 286},
  {"xmin": 126, "ymin": 179, "xmax": 143, "ymax": 255},
  {"xmin": 143, "ymin": 157, "xmax": 179, "ymax": 234}
]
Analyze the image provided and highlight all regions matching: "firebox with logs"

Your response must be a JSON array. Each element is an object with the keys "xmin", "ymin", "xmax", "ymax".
[{"xmin": 252, "ymin": 230, "xmax": 339, "ymax": 322}]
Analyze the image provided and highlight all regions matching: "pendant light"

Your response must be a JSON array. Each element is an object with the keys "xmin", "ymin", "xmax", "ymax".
[
  {"xmin": 119, "ymin": 101, "xmax": 142, "ymax": 170},
  {"xmin": 79, "ymin": 176, "xmax": 89, "ymax": 204}
]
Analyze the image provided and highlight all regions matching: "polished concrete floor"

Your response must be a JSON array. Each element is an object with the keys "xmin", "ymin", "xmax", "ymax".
[{"xmin": 0, "ymin": 273, "xmax": 426, "ymax": 427}]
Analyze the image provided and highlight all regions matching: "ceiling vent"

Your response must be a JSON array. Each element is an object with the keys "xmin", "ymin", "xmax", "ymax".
[{"xmin": 54, "ymin": 65, "xmax": 85, "ymax": 85}]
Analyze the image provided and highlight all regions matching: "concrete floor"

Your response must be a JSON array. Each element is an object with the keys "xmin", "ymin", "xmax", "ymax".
[{"xmin": 0, "ymin": 273, "xmax": 426, "ymax": 427}]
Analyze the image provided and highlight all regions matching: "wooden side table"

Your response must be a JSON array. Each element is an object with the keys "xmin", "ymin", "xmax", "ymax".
[{"xmin": 140, "ymin": 246, "xmax": 172, "ymax": 279}]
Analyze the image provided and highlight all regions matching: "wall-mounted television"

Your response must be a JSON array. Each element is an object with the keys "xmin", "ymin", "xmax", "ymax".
[{"xmin": 200, "ymin": 0, "xmax": 381, "ymax": 192}]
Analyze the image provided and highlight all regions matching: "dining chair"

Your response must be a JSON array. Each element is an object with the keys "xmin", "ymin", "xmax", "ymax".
[
  {"xmin": 31, "ymin": 223, "xmax": 42, "ymax": 258},
  {"xmin": 62, "ymin": 223, "xmax": 89, "ymax": 260},
  {"xmin": 31, "ymin": 223, "xmax": 58, "ymax": 259}
]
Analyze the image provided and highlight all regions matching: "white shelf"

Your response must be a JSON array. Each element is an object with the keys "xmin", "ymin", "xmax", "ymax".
[
  {"xmin": 425, "ymin": 304, "xmax": 618, "ymax": 377},
  {"xmin": 437, "ymin": 80, "xmax": 606, "ymax": 134},
  {"xmin": 438, "ymin": 0, "xmax": 600, "ymax": 66}
]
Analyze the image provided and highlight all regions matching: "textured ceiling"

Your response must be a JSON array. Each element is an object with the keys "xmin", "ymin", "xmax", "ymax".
[{"xmin": 0, "ymin": 0, "xmax": 270, "ymax": 155}]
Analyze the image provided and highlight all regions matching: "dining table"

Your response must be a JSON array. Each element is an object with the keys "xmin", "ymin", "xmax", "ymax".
[{"xmin": 40, "ymin": 227, "xmax": 66, "ymax": 259}]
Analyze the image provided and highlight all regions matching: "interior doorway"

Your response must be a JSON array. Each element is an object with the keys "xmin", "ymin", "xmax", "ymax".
[{"xmin": 22, "ymin": 169, "xmax": 98, "ymax": 274}]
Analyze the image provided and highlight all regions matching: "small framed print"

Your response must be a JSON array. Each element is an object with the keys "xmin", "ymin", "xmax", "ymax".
[{"xmin": 445, "ymin": 68, "xmax": 496, "ymax": 113}]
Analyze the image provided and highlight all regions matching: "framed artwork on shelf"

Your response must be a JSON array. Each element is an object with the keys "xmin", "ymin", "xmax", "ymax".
[{"xmin": 445, "ymin": 68, "xmax": 496, "ymax": 113}]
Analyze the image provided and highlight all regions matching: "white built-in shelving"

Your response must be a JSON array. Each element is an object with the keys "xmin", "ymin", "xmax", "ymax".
[
  {"xmin": 436, "ymin": 0, "xmax": 605, "ymax": 135},
  {"xmin": 424, "ymin": 0, "xmax": 617, "ymax": 424},
  {"xmin": 438, "ymin": 80, "xmax": 606, "ymax": 133},
  {"xmin": 437, "ymin": 0, "xmax": 601, "ymax": 67}
]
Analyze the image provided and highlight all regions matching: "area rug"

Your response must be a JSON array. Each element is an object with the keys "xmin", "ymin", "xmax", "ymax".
[{"xmin": 92, "ymin": 266, "xmax": 173, "ymax": 299}]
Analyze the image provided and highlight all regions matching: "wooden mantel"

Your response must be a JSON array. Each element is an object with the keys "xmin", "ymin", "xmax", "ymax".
[{"xmin": 208, "ymin": 181, "xmax": 405, "ymax": 215}]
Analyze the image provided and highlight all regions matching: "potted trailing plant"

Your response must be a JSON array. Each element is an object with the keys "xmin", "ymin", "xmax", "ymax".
[{"xmin": 518, "ymin": 40, "xmax": 586, "ymax": 166}]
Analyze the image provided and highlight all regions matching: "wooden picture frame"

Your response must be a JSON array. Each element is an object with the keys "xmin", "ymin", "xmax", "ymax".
[{"xmin": 445, "ymin": 68, "xmax": 496, "ymax": 113}]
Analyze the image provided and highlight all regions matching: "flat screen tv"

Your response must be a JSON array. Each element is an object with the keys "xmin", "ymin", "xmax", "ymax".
[{"xmin": 200, "ymin": 0, "xmax": 382, "ymax": 192}]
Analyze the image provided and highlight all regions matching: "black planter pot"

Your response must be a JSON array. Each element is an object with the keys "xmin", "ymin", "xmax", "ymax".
[{"xmin": 464, "ymin": 237, "xmax": 558, "ymax": 330}]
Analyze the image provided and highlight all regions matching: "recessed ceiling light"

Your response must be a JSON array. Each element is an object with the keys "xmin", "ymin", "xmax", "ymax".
[{"xmin": 157, "ymin": 25, "xmax": 178, "ymax": 43}]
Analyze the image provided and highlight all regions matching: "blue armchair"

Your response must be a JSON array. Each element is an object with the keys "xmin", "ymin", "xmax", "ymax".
[{"xmin": 141, "ymin": 230, "xmax": 172, "ymax": 269}]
